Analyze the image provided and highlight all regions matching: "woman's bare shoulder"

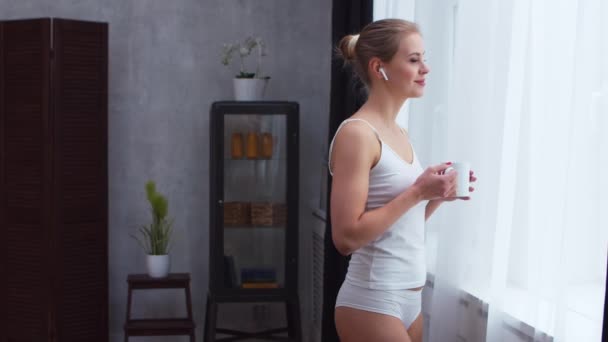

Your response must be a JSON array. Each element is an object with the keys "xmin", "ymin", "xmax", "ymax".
[{"xmin": 330, "ymin": 119, "xmax": 381, "ymax": 174}]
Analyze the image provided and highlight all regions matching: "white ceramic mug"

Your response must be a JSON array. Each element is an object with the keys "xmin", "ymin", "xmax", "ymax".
[{"xmin": 445, "ymin": 162, "xmax": 470, "ymax": 197}]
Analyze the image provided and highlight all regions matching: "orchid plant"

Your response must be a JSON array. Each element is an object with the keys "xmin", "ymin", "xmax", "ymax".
[{"xmin": 221, "ymin": 36, "xmax": 269, "ymax": 79}]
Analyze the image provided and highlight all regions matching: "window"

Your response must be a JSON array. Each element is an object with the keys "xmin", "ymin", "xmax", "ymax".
[{"xmin": 379, "ymin": 0, "xmax": 608, "ymax": 340}]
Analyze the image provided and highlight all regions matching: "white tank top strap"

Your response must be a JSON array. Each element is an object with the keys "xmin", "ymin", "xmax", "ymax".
[{"xmin": 328, "ymin": 118, "xmax": 382, "ymax": 176}]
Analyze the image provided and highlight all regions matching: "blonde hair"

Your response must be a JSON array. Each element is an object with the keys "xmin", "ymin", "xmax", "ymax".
[{"xmin": 337, "ymin": 19, "xmax": 420, "ymax": 86}]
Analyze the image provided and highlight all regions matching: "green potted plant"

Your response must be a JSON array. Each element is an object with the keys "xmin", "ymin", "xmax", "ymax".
[
  {"xmin": 131, "ymin": 181, "xmax": 173, "ymax": 278},
  {"xmin": 221, "ymin": 36, "xmax": 270, "ymax": 100}
]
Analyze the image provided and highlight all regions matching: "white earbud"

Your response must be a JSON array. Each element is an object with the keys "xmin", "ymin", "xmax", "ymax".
[{"xmin": 379, "ymin": 67, "xmax": 389, "ymax": 81}]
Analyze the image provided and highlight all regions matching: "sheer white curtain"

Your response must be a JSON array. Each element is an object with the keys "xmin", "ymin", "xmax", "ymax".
[{"xmin": 379, "ymin": 0, "xmax": 607, "ymax": 341}]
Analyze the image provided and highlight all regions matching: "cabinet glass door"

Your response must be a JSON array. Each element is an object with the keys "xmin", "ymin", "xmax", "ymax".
[{"xmin": 222, "ymin": 113, "xmax": 287, "ymax": 290}]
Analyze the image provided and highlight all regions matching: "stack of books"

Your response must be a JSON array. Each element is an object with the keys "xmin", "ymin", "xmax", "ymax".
[{"xmin": 241, "ymin": 267, "xmax": 279, "ymax": 288}]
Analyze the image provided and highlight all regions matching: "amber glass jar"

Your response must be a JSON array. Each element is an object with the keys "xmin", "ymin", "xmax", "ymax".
[
  {"xmin": 231, "ymin": 132, "xmax": 244, "ymax": 159},
  {"xmin": 246, "ymin": 132, "xmax": 259, "ymax": 159}
]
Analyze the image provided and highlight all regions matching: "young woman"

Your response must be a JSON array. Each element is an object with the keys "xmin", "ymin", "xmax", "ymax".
[{"xmin": 329, "ymin": 19, "xmax": 477, "ymax": 342}]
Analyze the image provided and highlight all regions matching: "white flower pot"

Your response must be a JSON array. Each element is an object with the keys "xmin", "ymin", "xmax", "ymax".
[
  {"xmin": 146, "ymin": 254, "xmax": 170, "ymax": 278},
  {"xmin": 233, "ymin": 78, "xmax": 269, "ymax": 101}
]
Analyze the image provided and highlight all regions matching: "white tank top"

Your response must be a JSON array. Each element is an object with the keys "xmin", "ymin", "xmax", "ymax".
[{"xmin": 328, "ymin": 118, "xmax": 428, "ymax": 290}]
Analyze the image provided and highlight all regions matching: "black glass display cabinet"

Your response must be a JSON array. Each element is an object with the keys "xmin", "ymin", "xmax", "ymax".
[{"xmin": 205, "ymin": 101, "xmax": 301, "ymax": 342}]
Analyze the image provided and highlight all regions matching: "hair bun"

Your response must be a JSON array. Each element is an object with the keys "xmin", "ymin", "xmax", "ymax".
[{"xmin": 338, "ymin": 34, "xmax": 359, "ymax": 62}]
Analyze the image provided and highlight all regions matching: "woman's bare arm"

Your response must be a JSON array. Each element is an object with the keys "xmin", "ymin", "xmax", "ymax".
[{"xmin": 425, "ymin": 200, "xmax": 442, "ymax": 221}]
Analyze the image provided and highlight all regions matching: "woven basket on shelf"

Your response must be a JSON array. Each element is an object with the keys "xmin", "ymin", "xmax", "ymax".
[
  {"xmin": 251, "ymin": 202, "xmax": 287, "ymax": 227},
  {"xmin": 223, "ymin": 202, "xmax": 251, "ymax": 226}
]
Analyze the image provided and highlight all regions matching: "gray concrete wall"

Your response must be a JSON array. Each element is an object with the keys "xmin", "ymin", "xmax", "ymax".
[{"xmin": 1, "ymin": 1, "xmax": 331, "ymax": 340}]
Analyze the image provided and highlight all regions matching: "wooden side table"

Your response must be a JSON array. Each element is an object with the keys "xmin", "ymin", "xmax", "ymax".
[{"xmin": 124, "ymin": 273, "xmax": 196, "ymax": 342}]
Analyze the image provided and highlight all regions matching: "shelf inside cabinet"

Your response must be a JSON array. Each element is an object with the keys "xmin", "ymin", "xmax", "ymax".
[
  {"xmin": 224, "ymin": 225, "xmax": 286, "ymax": 230},
  {"xmin": 225, "ymin": 158, "xmax": 287, "ymax": 162}
]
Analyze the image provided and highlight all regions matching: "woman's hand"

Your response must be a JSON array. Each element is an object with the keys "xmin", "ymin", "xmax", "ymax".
[
  {"xmin": 424, "ymin": 168, "xmax": 477, "ymax": 220},
  {"xmin": 435, "ymin": 169, "xmax": 477, "ymax": 202},
  {"xmin": 412, "ymin": 163, "xmax": 459, "ymax": 201}
]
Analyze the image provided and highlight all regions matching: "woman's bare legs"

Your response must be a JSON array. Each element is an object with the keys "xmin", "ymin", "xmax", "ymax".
[
  {"xmin": 335, "ymin": 306, "xmax": 418, "ymax": 342},
  {"xmin": 404, "ymin": 286, "xmax": 424, "ymax": 342},
  {"xmin": 407, "ymin": 313, "xmax": 424, "ymax": 342}
]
